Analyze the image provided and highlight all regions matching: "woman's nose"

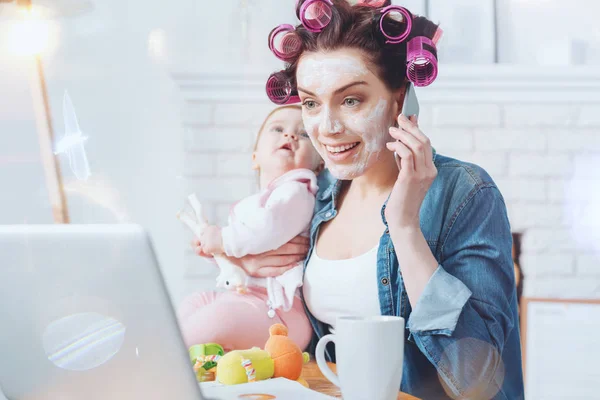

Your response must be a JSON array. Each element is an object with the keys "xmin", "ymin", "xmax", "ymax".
[{"xmin": 318, "ymin": 110, "xmax": 340, "ymax": 136}]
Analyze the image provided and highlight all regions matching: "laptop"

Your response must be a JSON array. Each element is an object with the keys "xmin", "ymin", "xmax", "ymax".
[{"xmin": 0, "ymin": 224, "xmax": 207, "ymax": 400}]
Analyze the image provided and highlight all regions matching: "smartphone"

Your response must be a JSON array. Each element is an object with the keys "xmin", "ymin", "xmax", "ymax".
[
  {"xmin": 402, "ymin": 82, "xmax": 420, "ymax": 118},
  {"xmin": 394, "ymin": 82, "xmax": 420, "ymax": 166}
]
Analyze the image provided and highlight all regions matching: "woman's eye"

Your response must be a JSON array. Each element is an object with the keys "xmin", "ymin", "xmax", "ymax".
[
  {"xmin": 344, "ymin": 98, "xmax": 360, "ymax": 107},
  {"xmin": 303, "ymin": 100, "xmax": 317, "ymax": 109}
]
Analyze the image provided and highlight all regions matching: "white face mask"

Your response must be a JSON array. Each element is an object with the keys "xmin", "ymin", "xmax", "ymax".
[{"xmin": 297, "ymin": 54, "xmax": 395, "ymax": 180}]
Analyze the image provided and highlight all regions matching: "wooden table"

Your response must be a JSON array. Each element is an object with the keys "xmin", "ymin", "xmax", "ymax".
[{"xmin": 302, "ymin": 361, "xmax": 419, "ymax": 399}]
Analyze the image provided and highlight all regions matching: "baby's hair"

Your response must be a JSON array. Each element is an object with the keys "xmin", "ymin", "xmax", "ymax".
[{"xmin": 253, "ymin": 104, "xmax": 302, "ymax": 151}]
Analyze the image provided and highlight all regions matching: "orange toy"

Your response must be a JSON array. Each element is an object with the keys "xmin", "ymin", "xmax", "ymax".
[{"xmin": 264, "ymin": 323, "xmax": 309, "ymax": 382}]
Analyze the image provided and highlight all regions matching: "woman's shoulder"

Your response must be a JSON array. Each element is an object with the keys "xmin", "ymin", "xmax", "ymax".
[
  {"xmin": 433, "ymin": 152, "xmax": 499, "ymax": 191},
  {"xmin": 427, "ymin": 152, "xmax": 507, "ymax": 217}
]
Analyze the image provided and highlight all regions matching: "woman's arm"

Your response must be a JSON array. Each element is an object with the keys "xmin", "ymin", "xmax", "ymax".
[
  {"xmin": 385, "ymin": 114, "xmax": 440, "ymax": 303},
  {"xmin": 391, "ymin": 186, "xmax": 516, "ymax": 399},
  {"xmin": 386, "ymin": 115, "xmax": 518, "ymax": 398},
  {"xmin": 389, "ymin": 226, "xmax": 439, "ymax": 306},
  {"xmin": 193, "ymin": 235, "xmax": 310, "ymax": 278}
]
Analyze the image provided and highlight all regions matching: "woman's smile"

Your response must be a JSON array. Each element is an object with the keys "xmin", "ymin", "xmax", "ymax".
[{"xmin": 322, "ymin": 141, "xmax": 361, "ymax": 161}]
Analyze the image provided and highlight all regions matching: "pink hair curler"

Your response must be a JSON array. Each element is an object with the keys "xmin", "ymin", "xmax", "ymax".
[
  {"xmin": 268, "ymin": 24, "xmax": 302, "ymax": 62},
  {"xmin": 406, "ymin": 36, "xmax": 438, "ymax": 87},
  {"xmin": 355, "ymin": 0, "xmax": 387, "ymax": 7},
  {"xmin": 432, "ymin": 27, "xmax": 444, "ymax": 46},
  {"xmin": 296, "ymin": 0, "xmax": 334, "ymax": 33},
  {"xmin": 266, "ymin": 71, "xmax": 300, "ymax": 105},
  {"xmin": 379, "ymin": 5, "xmax": 413, "ymax": 44}
]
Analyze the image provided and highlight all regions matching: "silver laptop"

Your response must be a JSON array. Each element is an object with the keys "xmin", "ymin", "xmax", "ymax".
[{"xmin": 0, "ymin": 224, "xmax": 206, "ymax": 400}]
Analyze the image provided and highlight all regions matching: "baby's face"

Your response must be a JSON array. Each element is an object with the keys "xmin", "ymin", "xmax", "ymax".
[{"xmin": 253, "ymin": 107, "xmax": 322, "ymax": 174}]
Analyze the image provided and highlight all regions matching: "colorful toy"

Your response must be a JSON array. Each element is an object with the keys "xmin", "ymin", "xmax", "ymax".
[
  {"xmin": 189, "ymin": 343, "xmax": 225, "ymax": 364},
  {"xmin": 214, "ymin": 324, "xmax": 310, "ymax": 386},
  {"xmin": 216, "ymin": 347, "xmax": 275, "ymax": 385},
  {"xmin": 189, "ymin": 343, "xmax": 224, "ymax": 382},
  {"xmin": 265, "ymin": 324, "xmax": 306, "ymax": 381}
]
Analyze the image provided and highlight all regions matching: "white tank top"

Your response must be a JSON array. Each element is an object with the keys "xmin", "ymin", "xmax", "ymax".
[{"xmin": 303, "ymin": 242, "xmax": 381, "ymax": 333}]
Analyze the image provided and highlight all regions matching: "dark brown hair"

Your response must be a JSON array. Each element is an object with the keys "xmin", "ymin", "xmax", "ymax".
[{"xmin": 278, "ymin": 0, "xmax": 440, "ymax": 93}]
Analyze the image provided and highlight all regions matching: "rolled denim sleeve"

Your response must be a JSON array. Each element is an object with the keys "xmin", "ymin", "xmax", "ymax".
[
  {"xmin": 406, "ymin": 265, "xmax": 472, "ymax": 334},
  {"xmin": 409, "ymin": 185, "xmax": 517, "ymax": 398}
]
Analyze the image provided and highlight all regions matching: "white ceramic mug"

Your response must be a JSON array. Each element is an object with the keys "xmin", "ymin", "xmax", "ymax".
[{"xmin": 315, "ymin": 316, "xmax": 405, "ymax": 400}]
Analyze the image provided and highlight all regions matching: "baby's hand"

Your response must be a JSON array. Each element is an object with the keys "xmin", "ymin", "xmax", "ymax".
[
  {"xmin": 200, "ymin": 225, "xmax": 224, "ymax": 255},
  {"xmin": 191, "ymin": 238, "xmax": 212, "ymax": 258}
]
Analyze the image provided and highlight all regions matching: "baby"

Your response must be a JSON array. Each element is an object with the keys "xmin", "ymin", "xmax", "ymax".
[{"xmin": 177, "ymin": 105, "xmax": 322, "ymax": 352}]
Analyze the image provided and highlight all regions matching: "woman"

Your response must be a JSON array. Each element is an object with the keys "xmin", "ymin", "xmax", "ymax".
[{"xmin": 194, "ymin": 1, "xmax": 524, "ymax": 398}]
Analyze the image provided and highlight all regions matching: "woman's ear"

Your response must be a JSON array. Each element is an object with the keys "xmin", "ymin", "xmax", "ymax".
[
  {"xmin": 391, "ymin": 84, "xmax": 408, "ymax": 127},
  {"xmin": 395, "ymin": 85, "xmax": 407, "ymax": 113}
]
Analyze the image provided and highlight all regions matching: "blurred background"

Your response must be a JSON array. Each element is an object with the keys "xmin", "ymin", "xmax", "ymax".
[{"xmin": 1, "ymin": 0, "xmax": 599, "ymax": 398}]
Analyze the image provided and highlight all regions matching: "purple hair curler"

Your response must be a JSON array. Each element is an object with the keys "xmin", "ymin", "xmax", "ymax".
[
  {"xmin": 268, "ymin": 24, "xmax": 302, "ymax": 62},
  {"xmin": 266, "ymin": 71, "xmax": 301, "ymax": 105},
  {"xmin": 296, "ymin": 0, "xmax": 334, "ymax": 33},
  {"xmin": 379, "ymin": 5, "xmax": 413, "ymax": 44},
  {"xmin": 406, "ymin": 36, "xmax": 438, "ymax": 87}
]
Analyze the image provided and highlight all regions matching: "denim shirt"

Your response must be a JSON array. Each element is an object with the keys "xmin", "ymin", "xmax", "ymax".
[{"xmin": 300, "ymin": 150, "xmax": 525, "ymax": 400}]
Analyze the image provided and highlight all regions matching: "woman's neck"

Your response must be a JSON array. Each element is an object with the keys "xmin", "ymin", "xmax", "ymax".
[{"xmin": 346, "ymin": 151, "xmax": 398, "ymax": 200}]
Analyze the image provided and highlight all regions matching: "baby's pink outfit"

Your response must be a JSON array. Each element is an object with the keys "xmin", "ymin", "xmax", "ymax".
[{"xmin": 177, "ymin": 169, "xmax": 317, "ymax": 352}]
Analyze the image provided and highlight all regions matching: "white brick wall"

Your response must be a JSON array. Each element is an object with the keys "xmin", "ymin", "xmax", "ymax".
[{"xmin": 172, "ymin": 67, "xmax": 600, "ymax": 300}]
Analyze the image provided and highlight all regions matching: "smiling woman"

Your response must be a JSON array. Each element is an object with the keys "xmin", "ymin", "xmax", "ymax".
[
  {"xmin": 296, "ymin": 49, "xmax": 396, "ymax": 179},
  {"xmin": 241, "ymin": 1, "xmax": 527, "ymax": 399}
]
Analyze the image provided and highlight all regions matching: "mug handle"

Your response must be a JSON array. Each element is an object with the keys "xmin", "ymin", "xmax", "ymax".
[{"xmin": 315, "ymin": 334, "xmax": 340, "ymax": 387}]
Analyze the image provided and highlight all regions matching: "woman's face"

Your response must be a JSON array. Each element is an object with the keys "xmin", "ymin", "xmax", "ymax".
[{"xmin": 296, "ymin": 48, "xmax": 400, "ymax": 179}]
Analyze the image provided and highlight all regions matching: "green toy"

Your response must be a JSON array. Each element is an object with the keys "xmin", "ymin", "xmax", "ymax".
[
  {"xmin": 189, "ymin": 343, "xmax": 224, "ymax": 381},
  {"xmin": 189, "ymin": 343, "xmax": 224, "ymax": 363},
  {"xmin": 216, "ymin": 347, "xmax": 275, "ymax": 385}
]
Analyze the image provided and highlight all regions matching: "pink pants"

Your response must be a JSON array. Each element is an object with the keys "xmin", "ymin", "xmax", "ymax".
[{"xmin": 177, "ymin": 288, "xmax": 313, "ymax": 352}]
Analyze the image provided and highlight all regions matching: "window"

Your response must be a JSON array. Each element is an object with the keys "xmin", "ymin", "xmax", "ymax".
[{"xmin": 405, "ymin": 0, "xmax": 600, "ymax": 65}]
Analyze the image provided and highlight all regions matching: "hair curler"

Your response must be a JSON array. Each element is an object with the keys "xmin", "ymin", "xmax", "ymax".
[
  {"xmin": 266, "ymin": 71, "xmax": 300, "ymax": 105},
  {"xmin": 268, "ymin": 24, "xmax": 302, "ymax": 62},
  {"xmin": 432, "ymin": 26, "xmax": 444, "ymax": 46},
  {"xmin": 355, "ymin": 0, "xmax": 387, "ymax": 7},
  {"xmin": 406, "ymin": 36, "xmax": 438, "ymax": 87},
  {"xmin": 379, "ymin": 5, "xmax": 413, "ymax": 44},
  {"xmin": 296, "ymin": 0, "xmax": 334, "ymax": 33}
]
